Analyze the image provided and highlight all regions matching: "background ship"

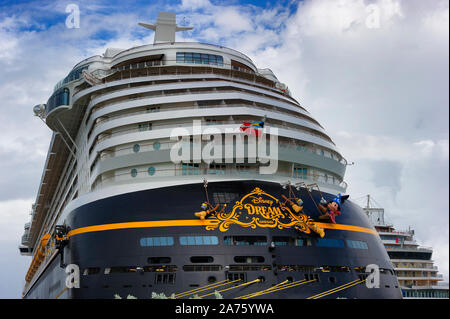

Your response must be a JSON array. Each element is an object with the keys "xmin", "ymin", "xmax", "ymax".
[
  {"xmin": 363, "ymin": 195, "xmax": 449, "ymax": 299},
  {"xmin": 19, "ymin": 12, "xmax": 401, "ymax": 299}
]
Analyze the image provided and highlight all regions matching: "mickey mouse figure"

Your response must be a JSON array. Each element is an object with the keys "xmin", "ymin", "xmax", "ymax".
[
  {"xmin": 318, "ymin": 193, "xmax": 348, "ymax": 224},
  {"xmin": 194, "ymin": 202, "xmax": 227, "ymax": 220}
]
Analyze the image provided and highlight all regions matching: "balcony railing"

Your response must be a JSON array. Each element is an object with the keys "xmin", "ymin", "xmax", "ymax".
[
  {"xmin": 93, "ymin": 166, "xmax": 348, "ymax": 193},
  {"xmin": 73, "ymin": 63, "xmax": 284, "ymax": 99}
]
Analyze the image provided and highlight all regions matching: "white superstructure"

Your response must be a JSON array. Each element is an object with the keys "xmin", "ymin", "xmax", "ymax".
[{"xmin": 363, "ymin": 195, "xmax": 449, "ymax": 299}]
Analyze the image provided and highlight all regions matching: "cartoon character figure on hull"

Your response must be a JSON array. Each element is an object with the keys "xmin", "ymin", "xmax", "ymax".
[{"xmin": 318, "ymin": 193, "xmax": 348, "ymax": 224}]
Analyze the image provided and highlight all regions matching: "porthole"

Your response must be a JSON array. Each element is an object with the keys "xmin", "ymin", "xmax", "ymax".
[
  {"xmin": 133, "ymin": 144, "xmax": 140, "ymax": 153},
  {"xmin": 148, "ymin": 167, "xmax": 155, "ymax": 176},
  {"xmin": 131, "ymin": 168, "xmax": 138, "ymax": 177},
  {"xmin": 153, "ymin": 141, "xmax": 161, "ymax": 150}
]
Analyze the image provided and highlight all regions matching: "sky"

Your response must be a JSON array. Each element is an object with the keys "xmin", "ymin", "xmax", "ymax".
[{"xmin": 0, "ymin": 0, "xmax": 448, "ymax": 298}]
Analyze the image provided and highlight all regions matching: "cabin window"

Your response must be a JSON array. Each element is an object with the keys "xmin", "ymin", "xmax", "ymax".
[
  {"xmin": 272, "ymin": 236, "xmax": 305, "ymax": 247},
  {"xmin": 147, "ymin": 167, "xmax": 156, "ymax": 176},
  {"xmin": 176, "ymin": 52, "xmax": 224, "ymax": 67},
  {"xmin": 208, "ymin": 164, "xmax": 226, "ymax": 175},
  {"xmin": 138, "ymin": 122, "xmax": 152, "ymax": 131},
  {"xmin": 153, "ymin": 141, "xmax": 161, "ymax": 150},
  {"xmin": 293, "ymin": 166, "xmax": 308, "ymax": 179},
  {"xmin": 130, "ymin": 168, "xmax": 138, "ymax": 178},
  {"xmin": 133, "ymin": 144, "xmax": 140, "ymax": 153},
  {"xmin": 46, "ymin": 87, "xmax": 70, "ymax": 114},
  {"xmin": 347, "ymin": 240, "xmax": 369, "ymax": 250},
  {"xmin": 140, "ymin": 236, "xmax": 174, "ymax": 246},
  {"xmin": 212, "ymin": 191, "xmax": 238, "ymax": 204},
  {"xmin": 316, "ymin": 238, "xmax": 345, "ymax": 248},
  {"xmin": 224, "ymin": 236, "xmax": 267, "ymax": 246},
  {"xmin": 146, "ymin": 106, "xmax": 160, "ymax": 113},
  {"xmin": 179, "ymin": 236, "xmax": 218, "ymax": 245},
  {"xmin": 182, "ymin": 163, "xmax": 199, "ymax": 175}
]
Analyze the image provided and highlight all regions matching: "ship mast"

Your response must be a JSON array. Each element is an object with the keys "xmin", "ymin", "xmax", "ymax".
[{"xmin": 139, "ymin": 12, "xmax": 193, "ymax": 44}]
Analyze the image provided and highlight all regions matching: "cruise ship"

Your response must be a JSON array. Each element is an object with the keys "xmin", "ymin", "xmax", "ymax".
[
  {"xmin": 20, "ymin": 12, "xmax": 401, "ymax": 299},
  {"xmin": 363, "ymin": 195, "xmax": 449, "ymax": 299}
]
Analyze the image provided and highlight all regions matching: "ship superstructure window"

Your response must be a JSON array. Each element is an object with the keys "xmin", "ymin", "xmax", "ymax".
[
  {"xmin": 224, "ymin": 236, "xmax": 267, "ymax": 246},
  {"xmin": 140, "ymin": 236, "xmax": 174, "ymax": 246},
  {"xmin": 46, "ymin": 87, "xmax": 70, "ymax": 114},
  {"xmin": 179, "ymin": 236, "xmax": 219, "ymax": 245},
  {"xmin": 176, "ymin": 52, "xmax": 224, "ymax": 66},
  {"xmin": 182, "ymin": 163, "xmax": 199, "ymax": 175},
  {"xmin": 208, "ymin": 164, "xmax": 226, "ymax": 175},
  {"xmin": 147, "ymin": 167, "xmax": 156, "ymax": 176},
  {"xmin": 133, "ymin": 144, "xmax": 140, "ymax": 153},
  {"xmin": 130, "ymin": 168, "xmax": 138, "ymax": 177},
  {"xmin": 153, "ymin": 141, "xmax": 161, "ymax": 150},
  {"xmin": 316, "ymin": 238, "xmax": 345, "ymax": 248},
  {"xmin": 272, "ymin": 236, "xmax": 305, "ymax": 247},
  {"xmin": 147, "ymin": 106, "xmax": 160, "ymax": 113},
  {"xmin": 54, "ymin": 65, "xmax": 88, "ymax": 90},
  {"xmin": 138, "ymin": 122, "xmax": 152, "ymax": 131},
  {"xmin": 293, "ymin": 166, "xmax": 308, "ymax": 179},
  {"xmin": 346, "ymin": 240, "xmax": 369, "ymax": 250},
  {"xmin": 213, "ymin": 191, "xmax": 238, "ymax": 204}
]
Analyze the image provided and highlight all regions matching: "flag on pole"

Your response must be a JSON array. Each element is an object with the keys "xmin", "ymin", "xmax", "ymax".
[{"xmin": 240, "ymin": 121, "xmax": 264, "ymax": 137}]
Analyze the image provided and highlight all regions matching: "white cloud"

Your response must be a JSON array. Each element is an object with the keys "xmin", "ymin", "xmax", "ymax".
[
  {"xmin": 0, "ymin": 199, "xmax": 33, "ymax": 298},
  {"xmin": 181, "ymin": 0, "xmax": 212, "ymax": 10}
]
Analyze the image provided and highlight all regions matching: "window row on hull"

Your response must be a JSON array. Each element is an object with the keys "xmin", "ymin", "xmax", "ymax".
[{"xmin": 92, "ymin": 167, "xmax": 344, "ymax": 193}]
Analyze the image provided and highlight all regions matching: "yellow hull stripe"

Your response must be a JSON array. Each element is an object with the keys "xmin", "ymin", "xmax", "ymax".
[
  {"xmin": 315, "ymin": 222, "xmax": 378, "ymax": 235},
  {"xmin": 66, "ymin": 219, "xmax": 377, "ymax": 238}
]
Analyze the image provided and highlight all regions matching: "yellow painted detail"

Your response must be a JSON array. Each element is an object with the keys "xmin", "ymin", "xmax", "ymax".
[{"xmin": 66, "ymin": 218, "xmax": 377, "ymax": 238}]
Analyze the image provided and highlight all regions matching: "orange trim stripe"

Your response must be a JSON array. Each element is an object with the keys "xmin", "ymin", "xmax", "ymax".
[
  {"xmin": 315, "ymin": 222, "xmax": 378, "ymax": 235},
  {"xmin": 67, "ymin": 219, "xmax": 377, "ymax": 238}
]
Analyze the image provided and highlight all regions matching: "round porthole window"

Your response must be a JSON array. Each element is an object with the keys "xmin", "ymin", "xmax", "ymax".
[
  {"xmin": 131, "ymin": 168, "xmax": 138, "ymax": 177},
  {"xmin": 148, "ymin": 167, "xmax": 155, "ymax": 176},
  {"xmin": 153, "ymin": 141, "xmax": 161, "ymax": 150},
  {"xmin": 133, "ymin": 144, "xmax": 140, "ymax": 153}
]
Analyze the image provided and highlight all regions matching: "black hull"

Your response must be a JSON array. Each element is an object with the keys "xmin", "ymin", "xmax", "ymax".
[{"xmin": 24, "ymin": 180, "xmax": 402, "ymax": 299}]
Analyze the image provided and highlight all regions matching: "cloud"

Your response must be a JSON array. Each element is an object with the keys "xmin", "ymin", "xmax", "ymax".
[
  {"xmin": 0, "ymin": 0, "xmax": 448, "ymax": 297},
  {"xmin": 0, "ymin": 199, "xmax": 33, "ymax": 298}
]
